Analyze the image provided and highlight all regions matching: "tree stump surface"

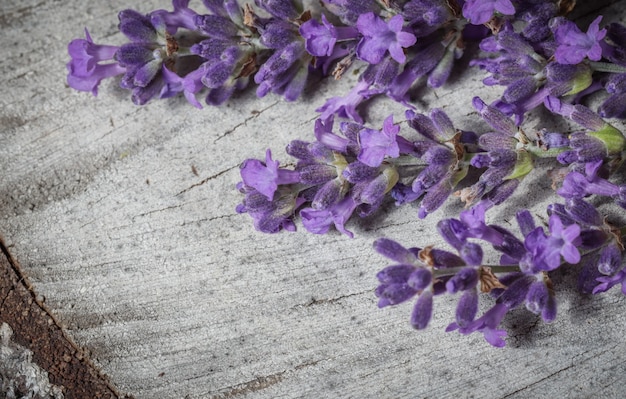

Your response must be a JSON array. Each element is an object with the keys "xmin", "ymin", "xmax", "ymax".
[{"xmin": 2, "ymin": 1, "xmax": 626, "ymax": 398}]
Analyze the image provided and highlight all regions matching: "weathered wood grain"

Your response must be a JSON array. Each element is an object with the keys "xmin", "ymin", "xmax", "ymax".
[
  {"xmin": 2, "ymin": 1, "xmax": 626, "ymax": 398},
  {"xmin": 0, "ymin": 238, "xmax": 126, "ymax": 398}
]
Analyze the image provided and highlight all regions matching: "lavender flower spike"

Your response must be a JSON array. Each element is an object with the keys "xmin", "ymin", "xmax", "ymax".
[
  {"xmin": 553, "ymin": 16, "xmax": 606, "ymax": 65},
  {"xmin": 356, "ymin": 13, "xmax": 417, "ymax": 65}
]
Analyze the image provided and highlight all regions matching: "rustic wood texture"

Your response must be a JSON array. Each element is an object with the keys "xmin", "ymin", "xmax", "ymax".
[
  {"xmin": 2, "ymin": 1, "xmax": 626, "ymax": 398},
  {"xmin": 0, "ymin": 239, "xmax": 126, "ymax": 398}
]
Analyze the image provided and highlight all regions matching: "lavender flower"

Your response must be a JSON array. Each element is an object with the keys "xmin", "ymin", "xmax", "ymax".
[
  {"xmin": 240, "ymin": 150, "xmax": 301, "ymax": 200},
  {"xmin": 447, "ymin": 302, "xmax": 509, "ymax": 347},
  {"xmin": 66, "ymin": 29, "xmax": 125, "ymax": 95},
  {"xmin": 390, "ymin": 108, "xmax": 471, "ymax": 218},
  {"xmin": 462, "ymin": 0, "xmax": 515, "ymax": 26},
  {"xmin": 320, "ymin": 0, "xmax": 379, "ymax": 26},
  {"xmin": 553, "ymin": 16, "xmax": 606, "ymax": 65},
  {"xmin": 317, "ymin": 80, "xmax": 371, "ymax": 123},
  {"xmin": 236, "ymin": 115, "xmax": 411, "ymax": 236},
  {"xmin": 299, "ymin": 14, "xmax": 358, "ymax": 58},
  {"xmin": 236, "ymin": 182, "xmax": 305, "ymax": 233},
  {"xmin": 374, "ymin": 238, "xmax": 469, "ymax": 330},
  {"xmin": 521, "ymin": 215, "xmax": 581, "ymax": 272},
  {"xmin": 355, "ymin": 13, "xmax": 416, "ymax": 64},
  {"xmin": 455, "ymin": 97, "xmax": 530, "ymax": 205},
  {"xmin": 371, "ymin": 197, "xmax": 626, "ymax": 347},
  {"xmin": 358, "ymin": 115, "xmax": 400, "ymax": 167},
  {"xmin": 544, "ymin": 96, "xmax": 625, "ymax": 170},
  {"xmin": 558, "ymin": 161, "xmax": 626, "ymax": 208},
  {"xmin": 69, "ymin": 1, "xmax": 626, "ymax": 349},
  {"xmin": 68, "ymin": 0, "xmax": 320, "ymax": 106}
]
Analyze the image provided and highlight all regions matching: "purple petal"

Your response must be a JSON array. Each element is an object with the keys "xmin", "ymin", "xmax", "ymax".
[
  {"xmin": 410, "ymin": 291, "xmax": 433, "ymax": 330},
  {"xmin": 561, "ymin": 243, "xmax": 581, "ymax": 264}
]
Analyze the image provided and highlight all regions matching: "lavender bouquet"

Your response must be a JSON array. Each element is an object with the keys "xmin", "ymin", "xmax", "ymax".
[{"xmin": 67, "ymin": 0, "xmax": 626, "ymax": 347}]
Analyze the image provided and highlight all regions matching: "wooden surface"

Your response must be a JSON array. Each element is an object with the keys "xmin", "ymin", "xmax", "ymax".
[
  {"xmin": 2, "ymin": 1, "xmax": 626, "ymax": 398},
  {"xmin": 0, "ymin": 239, "xmax": 123, "ymax": 398}
]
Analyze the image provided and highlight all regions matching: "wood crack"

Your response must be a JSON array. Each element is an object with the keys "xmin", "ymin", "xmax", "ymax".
[
  {"xmin": 296, "ymin": 290, "xmax": 370, "ymax": 309},
  {"xmin": 499, "ymin": 345, "xmax": 620, "ymax": 399},
  {"xmin": 500, "ymin": 364, "xmax": 574, "ymax": 399},
  {"xmin": 132, "ymin": 204, "xmax": 185, "ymax": 220},
  {"xmin": 300, "ymin": 114, "xmax": 319, "ymax": 126},
  {"xmin": 180, "ymin": 213, "xmax": 238, "ymax": 226},
  {"xmin": 209, "ymin": 358, "xmax": 326, "ymax": 398},
  {"xmin": 213, "ymin": 101, "xmax": 279, "ymax": 143},
  {"xmin": 209, "ymin": 371, "xmax": 284, "ymax": 399},
  {"xmin": 176, "ymin": 165, "xmax": 238, "ymax": 196}
]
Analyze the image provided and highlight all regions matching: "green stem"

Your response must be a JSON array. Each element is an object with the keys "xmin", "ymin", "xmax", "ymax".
[
  {"xmin": 389, "ymin": 156, "xmax": 430, "ymax": 167},
  {"xmin": 524, "ymin": 144, "xmax": 569, "ymax": 158},
  {"xmin": 432, "ymin": 265, "xmax": 521, "ymax": 278},
  {"xmin": 176, "ymin": 49, "xmax": 196, "ymax": 57},
  {"xmin": 589, "ymin": 61, "xmax": 626, "ymax": 74},
  {"xmin": 487, "ymin": 265, "xmax": 522, "ymax": 274}
]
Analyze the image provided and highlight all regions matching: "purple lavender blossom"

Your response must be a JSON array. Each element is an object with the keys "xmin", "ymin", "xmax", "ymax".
[
  {"xmin": 599, "ymin": 92, "xmax": 626, "ymax": 119},
  {"xmin": 462, "ymin": 0, "xmax": 515, "ymax": 26},
  {"xmin": 300, "ymin": 196, "xmax": 358, "ymax": 237},
  {"xmin": 526, "ymin": 215, "xmax": 581, "ymax": 271},
  {"xmin": 152, "ymin": 0, "xmax": 199, "ymax": 32},
  {"xmin": 236, "ymin": 182, "xmax": 305, "ymax": 233},
  {"xmin": 387, "ymin": 40, "xmax": 446, "ymax": 103},
  {"xmin": 114, "ymin": 9, "xmax": 173, "ymax": 105},
  {"xmin": 402, "ymin": 0, "xmax": 457, "ymax": 36},
  {"xmin": 66, "ymin": 29, "xmax": 125, "ymax": 95},
  {"xmin": 454, "ymin": 98, "xmax": 528, "ymax": 206},
  {"xmin": 557, "ymin": 161, "xmax": 625, "ymax": 205},
  {"xmin": 544, "ymin": 97, "xmax": 625, "ymax": 168},
  {"xmin": 300, "ymin": 14, "xmax": 359, "ymax": 57},
  {"xmin": 355, "ymin": 13, "xmax": 417, "ymax": 64},
  {"xmin": 237, "ymin": 115, "xmax": 407, "ymax": 236},
  {"xmin": 240, "ymin": 150, "xmax": 301, "ymax": 200},
  {"xmin": 525, "ymin": 279, "xmax": 557, "ymax": 322},
  {"xmin": 358, "ymin": 116, "xmax": 400, "ymax": 167},
  {"xmin": 411, "ymin": 290, "xmax": 434, "ymax": 329},
  {"xmin": 593, "ymin": 270, "xmax": 626, "ymax": 295},
  {"xmin": 447, "ymin": 303, "xmax": 509, "ymax": 347},
  {"xmin": 553, "ymin": 16, "xmax": 606, "ymax": 65},
  {"xmin": 160, "ymin": 65, "xmax": 204, "ymax": 108},
  {"xmin": 374, "ymin": 238, "xmax": 473, "ymax": 330},
  {"xmin": 390, "ymin": 108, "xmax": 472, "ymax": 219},
  {"xmin": 321, "ymin": 0, "xmax": 379, "ymax": 26},
  {"xmin": 254, "ymin": 41, "xmax": 310, "ymax": 101},
  {"xmin": 313, "ymin": 116, "xmax": 351, "ymax": 153},
  {"xmin": 317, "ymin": 80, "xmax": 371, "ymax": 123},
  {"xmin": 516, "ymin": 2, "xmax": 558, "ymax": 43},
  {"xmin": 373, "ymin": 198, "xmax": 622, "ymax": 347},
  {"xmin": 255, "ymin": 0, "xmax": 302, "ymax": 20},
  {"xmin": 470, "ymin": 20, "xmax": 602, "ymax": 123},
  {"xmin": 601, "ymin": 22, "xmax": 626, "ymax": 66},
  {"xmin": 68, "ymin": 0, "xmax": 321, "ymax": 106}
]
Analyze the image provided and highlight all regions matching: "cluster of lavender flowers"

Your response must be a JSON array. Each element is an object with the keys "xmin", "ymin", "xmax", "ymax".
[
  {"xmin": 68, "ymin": 1, "xmax": 626, "ymax": 347},
  {"xmin": 67, "ymin": 0, "xmax": 317, "ymax": 106},
  {"xmin": 67, "ymin": 0, "xmax": 474, "ymax": 108},
  {"xmin": 236, "ymin": 93, "xmax": 626, "ymax": 345}
]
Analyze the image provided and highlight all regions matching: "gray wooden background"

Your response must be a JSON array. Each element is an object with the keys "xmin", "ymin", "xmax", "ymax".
[{"xmin": 2, "ymin": 1, "xmax": 626, "ymax": 398}]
